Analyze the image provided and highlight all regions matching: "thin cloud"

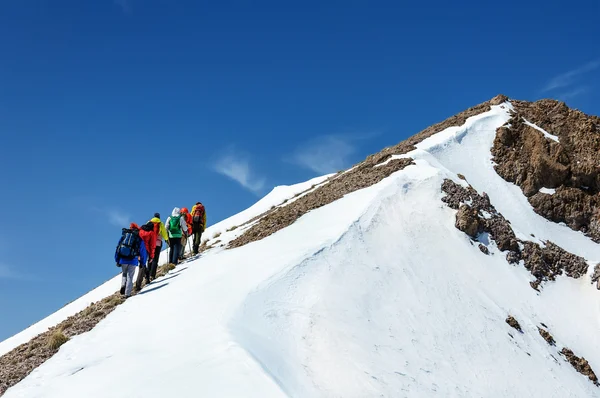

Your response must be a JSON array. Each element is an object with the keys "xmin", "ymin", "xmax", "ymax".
[
  {"xmin": 290, "ymin": 134, "xmax": 378, "ymax": 174},
  {"xmin": 0, "ymin": 263, "xmax": 13, "ymax": 279},
  {"xmin": 90, "ymin": 206, "xmax": 131, "ymax": 227},
  {"xmin": 542, "ymin": 60, "xmax": 600, "ymax": 93},
  {"xmin": 0, "ymin": 263, "xmax": 30, "ymax": 280},
  {"xmin": 114, "ymin": 0, "xmax": 132, "ymax": 13},
  {"xmin": 213, "ymin": 149, "xmax": 266, "ymax": 194},
  {"xmin": 557, "ymin": 87, "xmax": 588, "ymax": 101}
]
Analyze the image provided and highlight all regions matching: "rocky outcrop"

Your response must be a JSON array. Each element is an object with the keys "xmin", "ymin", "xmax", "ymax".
[
  {"xmin": 538, "ymin": 327, "xmax": 556, "ymax": 346},
  {"xmin": 591, "ymin": 264, "xmax": 600, "ymax": 290},
  {"xmin": 441, "ymin": 179, "xmax": 589, "ymax": 288},
  {"xmin": 561, "ymin": 348, "xmax": 599, "ymax": 386},
  {"xmin": 506, "ymin": 316, "xmax": 523, "ymax": 333},
  {"xmin": 521, "ymin": 241, "xmax": 588, "ymax": 281},
  {"xmin": 456, "ymin": 205, "xmax": 481, "ymax": 237},
  {"xmin": 492, "ymin": 99, "xmax": 600, "ymax": 241}
]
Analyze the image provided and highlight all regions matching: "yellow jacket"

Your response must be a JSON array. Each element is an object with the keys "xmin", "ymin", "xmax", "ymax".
[
  {"xmin": 150, "ymin": 217, "xmax": 169, "ymax": 242},
  {"xmin": 190, "ymin": 204, "xmax": 207, "ymax": 231}
]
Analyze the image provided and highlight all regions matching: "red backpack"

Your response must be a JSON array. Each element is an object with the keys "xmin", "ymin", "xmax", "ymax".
[{"xmin": 193, "ymin": 204, "xmax": 205, "ymax": 225}]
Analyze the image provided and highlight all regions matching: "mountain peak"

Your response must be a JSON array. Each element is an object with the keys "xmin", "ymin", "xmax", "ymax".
[{"xmin": 3, "ymin": 97, "xmax": 600, "ymax": 398}]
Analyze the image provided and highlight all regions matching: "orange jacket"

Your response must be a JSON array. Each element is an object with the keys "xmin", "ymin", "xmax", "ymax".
[{"xmin": 180, "ymin": 208, "xmax": 194, "ymax": 234}]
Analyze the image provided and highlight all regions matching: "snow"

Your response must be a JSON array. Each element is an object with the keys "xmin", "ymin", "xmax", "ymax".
[
  {"xmin": 5, "ymin": 102, "xmax": 600, "ymax": 397},
  {"xmin": 524, "ymin": 119, "xmax": 560, "ymax": 143},
  {"xmin": 0, "ymin": 175, "xmax": 330, "ymax": 358},
  {"xmin": 540, "ymin": 187, "xmax": 556, "ymax": 195},
  {"xmin": 0, "ymin": 275, "xmax": 122, "ymax": 357}
]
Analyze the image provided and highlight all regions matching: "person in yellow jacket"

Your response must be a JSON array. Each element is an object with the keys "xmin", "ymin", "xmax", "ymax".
[
  {"xmin": 190, "ymin": 202, "xmax": 207, "ymax": 255},
  {"xmin": 148, "ymin": 212, "xmax": 169, "ymax": 280}
]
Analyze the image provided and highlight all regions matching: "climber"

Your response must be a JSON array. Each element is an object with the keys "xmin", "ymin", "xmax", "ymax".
[
  {"xmin": 115, "ymin": 223, "xmax": 148, "ymax": 298},
  {"xmin": 179, "ymin": 207, "xmax": 194, "ymax": 260},
  {"xmin": 136, "ymin": 221, "xmax": 158, "ymax": 290},
  {"xmin": 191, "ymin": 202, "xmax": 206, "ymax": 255},
  {"xmin": 165, "ymin": 207, "xmax": 188, "ymax": 265},
  {"xmin": 148, "ymin": 213, "xmax": 169, "ymax": 280}
]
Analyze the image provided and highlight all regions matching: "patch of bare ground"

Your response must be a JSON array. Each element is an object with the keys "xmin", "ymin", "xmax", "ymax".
[
  {"xmin": 492, "ymin": 99, "xmax": 600, "ymax": 242},
  {"xmin": 441, "ymin": 179, "xmax": 588, "ymax": 289},
  {"xmin": 0, "ymin": 262, "xmax": 177, "ymax": 396},
  {"xmin": 538, "ymin": 327, "xmax": 556, "ymax": 346},
  {"xmin": 230, "ymin": 96, "xmax": 503, "ymax": 249},
  {"xmin": 506, "ymin": 315, "xmax": 523, "ymax": 333},
  {"xmin": 561, "ymin": 348, "xmax": 600, "ymax": 386}
]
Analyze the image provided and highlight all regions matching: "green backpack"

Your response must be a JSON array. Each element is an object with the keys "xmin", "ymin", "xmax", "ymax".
[{"xmin": 168, "ymin": 215, "xmax": 182, "ymax": 236}]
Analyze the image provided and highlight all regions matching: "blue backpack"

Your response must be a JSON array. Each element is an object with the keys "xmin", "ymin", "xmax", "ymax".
[{"xmin": 116, "ymin": 228, "xmax": 141, "ymax": 261}]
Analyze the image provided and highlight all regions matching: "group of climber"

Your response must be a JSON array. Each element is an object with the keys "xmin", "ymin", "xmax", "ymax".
[{"xmin": 114, "ymin": 202, "xmax": 207, "ymax": 297}]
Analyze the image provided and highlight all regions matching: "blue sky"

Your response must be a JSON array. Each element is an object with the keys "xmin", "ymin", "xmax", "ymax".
[{"xmin": 0, "ymin": 0, "xmax": 599, "ymax": 341}]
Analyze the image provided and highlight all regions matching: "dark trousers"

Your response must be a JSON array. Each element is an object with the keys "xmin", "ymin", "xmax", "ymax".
[
  {"xmin": 169, "ymin": 237, "xmax": 182, "ymax": 265},
  {"xmin": 150, "ymin": 244, "xmax": 161, "ymax": 279},
  {"xmin": 193, "ymin": 228, "xmax": 203, "ymax": 254},
  {"xmin": 135, "ymin": 259, "xmax": 148, "ymax": 290}
]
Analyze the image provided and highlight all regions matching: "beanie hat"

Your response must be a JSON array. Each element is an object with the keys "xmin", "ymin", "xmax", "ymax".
[{"xmin": 154, "ymin": 212, "xmax": 160, "ymax": 218}]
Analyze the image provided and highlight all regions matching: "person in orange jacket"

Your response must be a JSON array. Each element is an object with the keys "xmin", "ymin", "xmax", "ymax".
[
  {"xmin": 179, "ymin": 207, "xmax": 194, "ymax": 260},
  {"xmin": 191, "ymin": 202, "xmax": 207, "ymax": 255}
]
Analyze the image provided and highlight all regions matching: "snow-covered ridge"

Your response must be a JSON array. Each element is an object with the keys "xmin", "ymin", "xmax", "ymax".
[
  {"xmin": 0, "ymin": 175, "xmax": 331, "ymax": 358},
  {"xmin": 5, "ymin": 100, "xmax": 600, "ymax": 397}
]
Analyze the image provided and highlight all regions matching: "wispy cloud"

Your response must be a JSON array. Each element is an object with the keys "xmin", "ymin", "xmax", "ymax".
[
  {"xmin": 557, "ymin": 87, "xmax": 589, "ymax": 101},
  {"xmin": 114, "ymin": 0, "xmax": 132, "ymax": 13},
  {"xmin": 0, "ymin": 263, "xmax": 31, "ymax": 280},
  {"xmin": 90, "ymin": 206, "xmax": 131, "ymax": 227},
  {"xmin": 541, "ymin": 60, "xmax": 600, "ymax": 94},
  {"xmin": 0, "ymin": 263, "xmax": 14, "ymax": 279},
  {"xmin": 290, "ymin": 133, "xmax": 377, "ymax": 174},
  {"xmin": 213, "ymin": 148, "xmax": 266, "ymax": 194}
]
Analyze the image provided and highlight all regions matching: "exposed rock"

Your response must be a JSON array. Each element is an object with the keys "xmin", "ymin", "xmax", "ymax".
[
  {"xmin": 456, "ymin": 205, "xmax": 481, "ymax": 237},
  {"xmin": 521, "ymin": 241, "xmax": 588, "ymax": 281},
  {"xmin": 561, "ymin": 348, "xmax": 599, "ymax": 386},
  {"xmin": 478, "ymin": 244, "xmax": 489, "ymax": 255},
  {"xmin": 492, "ymin": 99, "xmax": 600, "ymax": 241},
  {"xmin": 490, "ymin": 94, "xmax": 509, "ymax": 105},
  {"xmin": 592, "ymin": 264, "xmax": 600, "ymax": 290},
  {"xmin": 442, "ymin": 180, "xmax": 518, "ymax": 252},
  {"xmin": 441, "ymin": 179, "xmax": 589, "ymax": 288},
  {"xmin": 506, "ymin": 251, "xmax": 521, "ymax": 264},
  {"xmin": 506, "ymin": 316, "xmax": 523, "ymax": 333},
  {"xmin": 538, "ymin": 327, "xmax": 556, "ymax": 346}
]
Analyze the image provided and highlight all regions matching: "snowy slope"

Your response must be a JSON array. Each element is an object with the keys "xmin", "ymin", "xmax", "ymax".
[
  {"xmin": 5, "ymin": 103, "xmax": 600, "ymax": 397},
  {"xmin": 0, "ymin": 176, "xmax": 330, "ymax": 358}
]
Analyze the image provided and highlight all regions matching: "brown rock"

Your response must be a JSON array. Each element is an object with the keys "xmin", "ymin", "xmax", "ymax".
[
  {"xmin": 478, "ymin": 244, "xmax": 489, "ymax": 255},
  {"xmin": 490, "ymin": 94, "xmax": 509, "ymax": 105},
  {"xmin": 456, "ymin": 205, "xmax": 481, "ymax": 238},
  {"xmin": 506, "ymin": 315, "xmax": 523, "ymax": 333},
  {"xmin": 521, "ymin": 241, "xmax": 588, "ymax": 282},
  {"xmin": 538, "ymin": 327, "xmax": 556, "ymax": 346},
  {"xmin": 561, "ymin": 348, "xmax": 599, "ymax": 386},
  {"xmin": 492, "ymin": 99, "xmax": 600, "ymax": 241}
]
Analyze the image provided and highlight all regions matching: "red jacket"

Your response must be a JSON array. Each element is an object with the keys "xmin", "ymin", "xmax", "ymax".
[{"xmin": 136, "ymin": 223, "xmax": 157, "ymax": 260}]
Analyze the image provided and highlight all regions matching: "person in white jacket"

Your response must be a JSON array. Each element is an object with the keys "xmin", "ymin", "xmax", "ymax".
[{"xmin": 164, "ymin": 207, "xmax": 188, "ymax": 265}]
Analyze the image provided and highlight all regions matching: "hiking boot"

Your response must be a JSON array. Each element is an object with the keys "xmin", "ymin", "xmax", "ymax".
[{"xmin": 120, "ymin": 286, "xmax": 126, "ymax": 295}]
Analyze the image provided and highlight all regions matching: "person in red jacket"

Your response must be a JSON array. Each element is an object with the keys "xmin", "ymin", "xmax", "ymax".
[{"xmin": 133, "ymin": 221, "xmax": 157, "ymax": 290}]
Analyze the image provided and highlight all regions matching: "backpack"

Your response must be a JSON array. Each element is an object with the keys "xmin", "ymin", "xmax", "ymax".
[
  {"xmin": 169, "ymin": 215, "xmax": 182, "ymax": 235},
  {"xmin": 116, "ymin": 228, "xmax": 141, "ymax": 260},
  {"xmin": 193, "ymin": 204, "xmax": 205, "ymax": 225},
  {"xmin": 141, "ymin": 222, "xmax": 154, "ymax": 232}
]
